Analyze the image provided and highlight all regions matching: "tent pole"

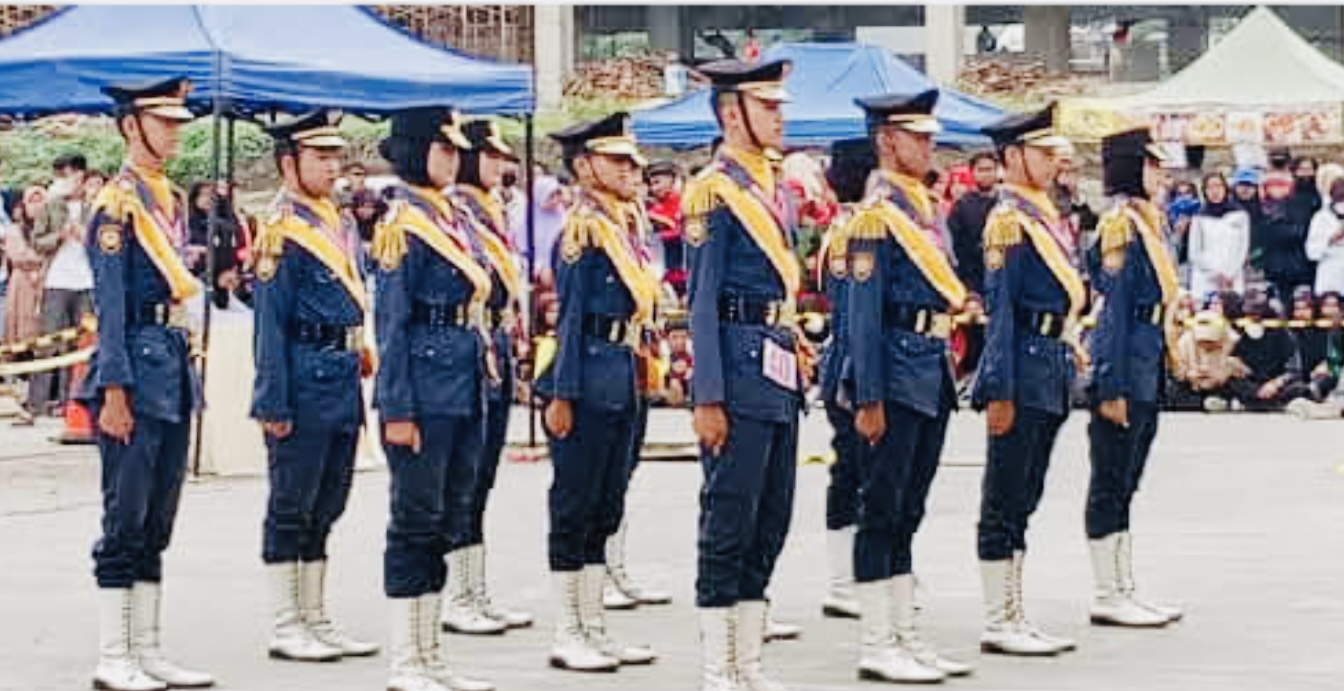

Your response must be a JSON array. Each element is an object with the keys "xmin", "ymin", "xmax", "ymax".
[
  {"xmin": 524, "ymin": 112, "xmax": 537, "ymax": 448},
  {"xmin": 191, "ymin": 96, "xmax": 226, "ymax": 478}
]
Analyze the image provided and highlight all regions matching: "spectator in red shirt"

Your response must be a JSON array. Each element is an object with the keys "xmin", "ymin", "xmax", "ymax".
[{"xmin": 645, "ymin": 161, "xmax": 686, "ymax": 296}]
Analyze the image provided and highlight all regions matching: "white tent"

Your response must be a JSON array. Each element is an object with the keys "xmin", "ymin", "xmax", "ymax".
[{"xmin": 1123, "ymin": 6, "xmax": 1344, "ymax": 108}]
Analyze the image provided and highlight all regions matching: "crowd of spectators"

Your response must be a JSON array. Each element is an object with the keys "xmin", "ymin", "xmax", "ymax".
[{"xmin": 9, "ymin": 141, "xmax": 1344, "ymax": 420}]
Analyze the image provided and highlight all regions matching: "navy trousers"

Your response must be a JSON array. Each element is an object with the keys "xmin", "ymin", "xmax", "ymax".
[
  {"xmin": 824, "ymin": 402, "xmax": 861, "ymax": 531},
  {"xmin": 1086, "ymin": 401, "xmax": 1159, "ymax": 540},
  {"xmin": 626, "ymin": 397, "xmax": 650, "ymax": 478},
  {"xmin": 93, "ymin": 416, "xmax": 192, "ymax": 588},
  {"xmin": 977, "ymin": 406, "xmax": 1068, "ymax": 561},
  {"xmin": 855, "ymin": 401, "xmax": 951, "ymax": 582},
  {"xmin": 547, "ymin": 403, "xmax": 635, "ymax": 571},
  {"xmin": 383, "ymin": 415, "xmax": 483, "ymax": 598},
  {"xmin": 467, "ymin": 389, "xmax": 510, "ymax": 547},
  {"xmin": 262, "ymin": 425, "xmax": 358, "ymax": 564},
  {"xmin": 696, "ymin": 412, "xmax": 798, "ymax": 608}
]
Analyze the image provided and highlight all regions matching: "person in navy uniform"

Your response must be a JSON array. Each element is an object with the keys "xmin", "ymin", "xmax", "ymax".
[
  {"xmin": 370, "ymin": 107, "xmax": 497, "ymax": 691},
  {"xmin": 844, "ymin": 91, "xmax": 974, "ymax": 684},
  {"xmin": 601, "ymin": 197, "xmax": 675, "ymax": 613},
  {"xmin": 683, "ymin": 58, "xmax": 805, "ymax": 691},
  {"xmin": 249, "ymin": 110, "xmax": 379, "ymax": 664},
  {"xmin": 81, "ymin": 77, "xmax": 214, "ymax": 691},
  {"xmin": 816, "ymin": 136, "xmax": 874, "ymax": 622},
  {"xmin": 536, "ymin": 112, "xmax": 659, "ymax": 673},
  {"xmin": 446, "ymin": 118, "xmax": 534, "ymax": 634},
  {"xmin": 1085, "ymin": 127, "xmax": 1184, "ymax": 629},
  {"xmin": 971, "ymin": 105, "xmax": 1085, "ymax": 657}
]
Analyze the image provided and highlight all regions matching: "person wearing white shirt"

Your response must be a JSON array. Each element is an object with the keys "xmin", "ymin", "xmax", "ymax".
[
  {"xmin": 1305, "ymin": 173, "xmax": 1344, "ymax": 296},
  {"xmin": 23, "ymin": 156, "xmax": 96, "ymax": 421},
  {"xmin": 1188, "ymin": 172, "xmax": 1250, "ymax": 302}
]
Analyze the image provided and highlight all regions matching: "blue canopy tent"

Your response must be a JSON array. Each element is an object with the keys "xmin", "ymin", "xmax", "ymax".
[
  {"xmin": 634, "ymin": 43, "xmax": 1005, "ymax": 148},
  {"xmin": 0, "ymin": 5, "xmax": 533, "ymax": 116},
  {"xmin": 0, "ymin": 5, "xmax": 540, "ymax": 458}
]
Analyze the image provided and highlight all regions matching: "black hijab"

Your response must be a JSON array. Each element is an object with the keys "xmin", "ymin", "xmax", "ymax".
[{"xmin": 1199, "ymin": 172, "xmax": 1235, "ymax": 218}]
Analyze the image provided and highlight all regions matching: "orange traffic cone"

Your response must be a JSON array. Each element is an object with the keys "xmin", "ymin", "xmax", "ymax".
[
  {"xmin": 58, "ymin": 399, "xmax": 95, "ymax": 445},
  {"xmin": 58, "ymin": 317, "xmax": 97, "ymax": 445}
]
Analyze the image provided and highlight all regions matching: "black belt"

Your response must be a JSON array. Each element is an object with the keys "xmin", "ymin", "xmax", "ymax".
[
  {"xmin": 1018, "ymin": 310, "xmax": 1067, "ymax": 339},
  {"xmin": 130, "ymin": 303, "xmax": 188, "ymax": 328},
  {"xmin": 719, "ymin": 296, "xmax": 795, "ymax": 327},
  {"xmin": 582, "ymin": 314, "xmax": 639, "ymax": 346},
  {"xmin": 291, "ymin": 322, "xmax": 363, "ymax": 351},
  {"xmin": 884, "ymin": 303, "xmax": 952, "ymax": 338},
  {"xmin": 411, "ymin": 303, "xmax": 475, "ymax": 329},
  {"xmin": 1135, "ymin": 303, "xmax": 1164, "ymax": 326}
]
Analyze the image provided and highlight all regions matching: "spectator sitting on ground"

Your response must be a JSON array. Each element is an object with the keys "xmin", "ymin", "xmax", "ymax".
[
  {"xmin": 1286, "ymin": 289, "xmax": 1344, "ymax": 407},
  {"xmin": 1229, "ymin": 293, "xmax": 1299, "ymax": 411},
  {"xmin": 1168, "ymin": 310, "xmax": 1248, "ymax": 412}
]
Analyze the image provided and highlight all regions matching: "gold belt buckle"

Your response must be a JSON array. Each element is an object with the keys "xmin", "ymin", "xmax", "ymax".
[
  {"xmin": 914, "ymin": 310, "xmax": 929, "ymax": 334},
  {"xmin": 777, "ymin": 301, "xmax": 799, "ymax": 329},
  {"xmin": 765, "ymin": 302, "xmax": 779, "ymax": 326},
  {"xmin": 1039, "ymin": 313, "xmax": 1056, "ymax": 337},
  {"xmin": 346, "ymin": 326, "xmax": 364, "ymax": 352},
  {"xmin": 168, "ymin": 304, "xmax": 189, "ymax": 330},
  {"xmin": 1150, "ymin": 306, "xmax": 1162, "ymax": 326},
  {"xmin": 929, "ymin": 314, "xmax": 953, "ymax": 340},
  {"xmin": 624, "ymin": 319, "xmax": 642, "ymax": 349}
]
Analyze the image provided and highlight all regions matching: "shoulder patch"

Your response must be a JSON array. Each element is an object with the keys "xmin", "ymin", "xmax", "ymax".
[
  {"xmin": 98, "ymin": 224, "xmax": 123, "ymax": 255},
  {"xmin": 680, "ymin": 174, "xmax": 725, "ymax": 248},
  {"xmin": 254, "ymin": 254, "xmax": 278, "ymax": 281},
  {"xmin": 851, "ymin": 251, "xmax": 874, "ymax": 282}
]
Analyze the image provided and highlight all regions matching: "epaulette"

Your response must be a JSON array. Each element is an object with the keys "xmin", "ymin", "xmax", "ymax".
[
  {"xmin": 369, "ymin": 199, "xmax": 409, "ymax": 271},
  {"xmin": 680, "ymin": 171, "xmax": 726, "ymax": 219},
  {"xmin": 92, "ymin": 177, "xmax": 134, "ymax": 219},
  {"xmin": 983, "ymin": 206, "xmax": 1024, "ymax": 249},
  {"xmin": 252, "ymin": 201, "xmax": 292, "ymax": 260},
  {"xmin": 1098, "ymin": 207, "xmax": 1133, "ymax": 256},
  {"xmin": 558, "ymin": 209, "xmax": 593, "ymax": 264},
  {"xmin": 845, "ymin": 202, "xmax": 889, "ymax": 242}
]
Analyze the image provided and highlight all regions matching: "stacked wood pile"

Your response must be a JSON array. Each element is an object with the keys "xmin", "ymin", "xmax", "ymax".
[
  {"xmin": 0, "ymin": 5, "xmax": 56, "ymax": 36},
  {"xmin": 958, "ymin": 56, "xmax": 1100, "ymax": 101},
  {"xmin": 564, "ymin": 55, "xmax": 667, "ymax": 100},
  {"xmin": 373, "ymin": 5, "xmax": 533, "ymax": 62}
]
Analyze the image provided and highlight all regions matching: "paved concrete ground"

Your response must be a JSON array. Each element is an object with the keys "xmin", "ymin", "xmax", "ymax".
[{"xmin": 1, "ymin": 409, "xmax": 1342, "ymax": 691}]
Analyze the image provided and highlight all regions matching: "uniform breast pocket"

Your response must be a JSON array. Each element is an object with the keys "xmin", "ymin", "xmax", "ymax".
[
  {"xmin": 297, "ymin": 349, "xmax": 358, "ymax": 391},
  {"xmin": 129, "ymin": 331, "xmax": 179, "ymax": 380},
  {"xmin": 1017, "ymin": 339, "xmax": 1058, "ymax": 383},
  {"xmin": 409, "ymin": 334, "xmax": 479, "ymax": 404},
  {"xmin": 727, "ymin": 329, "xmax": 764, "ymax": 378}
]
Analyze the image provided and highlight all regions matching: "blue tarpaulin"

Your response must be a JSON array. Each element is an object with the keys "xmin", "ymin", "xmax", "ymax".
[
  {"xmin": 633, "ymin": 43, "xmax": 1005, "ymax": 148},
  {"xmin": 0, "ymin": 5, "xmax": 534, "ymax": 117}
]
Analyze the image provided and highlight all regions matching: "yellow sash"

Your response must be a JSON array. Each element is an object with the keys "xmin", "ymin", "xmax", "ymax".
[
  {"xmin": 456, "ymin": 187, "xmax": 522, "ymax": 301},
  {"xmin": 1124, "ymin": 203, "xmax": 1179, "ymax": 305},
  {"xmin": 876, "ymin": 171, "xmax": 937, "ymax": 225},
  {"xmin": 105, "ymin": 186, "xmax": 200, "ymax": 303},
  {"xmin": 585, "ymin": 206, "xmax": 660, "ymax": 324},
  {"xmin": 857, "ymin": 201, "xmax": 968, "ymax": 309},
  {"xmin": 396, "ymin": 198, "xmax": 493, "ymax": 306},
  {"xmin": 697, "ymin": 172, "xmax": 802, "ymax": 296},
  {"xmin": 1014, "ymin": 207, "xmax": 1085, "ymax": 318},
  {"xmin": 272, "ymin": 211, "xmax": 368, "ymax": 313}
]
